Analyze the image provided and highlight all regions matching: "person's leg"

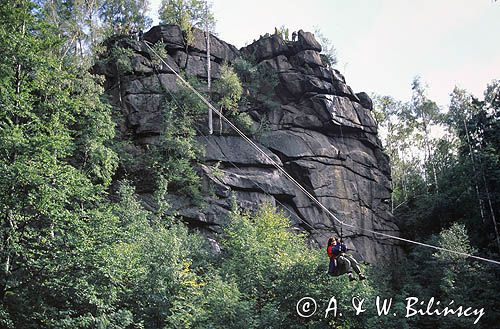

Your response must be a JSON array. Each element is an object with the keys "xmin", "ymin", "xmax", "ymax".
[
  {"xmin": 346, "ymin": 255, "xmax": 366, "ymax": 280},
  {"xmin": 328, "ymin": 258, "xmax": 335, "ymax": 275},
  {"xmin": 337, "ymin": 256, "xmax": 355, "ymax": 281},
  {"xmin": 345, "ymin": 255, "xmax": 361, "ymax": 274}
]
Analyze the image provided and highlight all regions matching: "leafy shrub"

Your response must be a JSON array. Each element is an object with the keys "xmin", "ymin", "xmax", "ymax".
[{"xmin": 233, "ymin": 58, "xmax": 280, "ymax": 111}]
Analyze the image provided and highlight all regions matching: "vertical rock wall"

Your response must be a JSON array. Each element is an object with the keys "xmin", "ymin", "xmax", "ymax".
[{"xmin": 96, "ymin": 25, "xmax": 402, "ymax": 263}]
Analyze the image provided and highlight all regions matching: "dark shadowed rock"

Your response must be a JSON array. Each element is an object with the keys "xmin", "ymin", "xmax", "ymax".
[
  {"xmin": 185, "ymin": 53, "xmax": 221, "ymax": 79},
  {"xmin": 292, "ymin": 30, "xmax": 322, "ymax": 53},
  {"xmin": 332, "ymin": 79, "xmax": 360, "ymax": 102},
  {"xmin": 144, "ymin": 24, "xmax": 185, "ymax": 49},
  {"xmin": 130, "ymin": 53, "xmax": 153, "ymax": 74},
  {"xmin": 290, "ymin": 49, "xmax": 323, "ymax": 67},
  {"xmin": 279, "ymin": 72, "xmax": 335, "ymax": 100},
  {"xmin": 296, "ymin": 65, "xmax": 335, "ymax": 83},
  {"xmin": 155, "ymin": 53, "xmax": 180, "ymax": 74},
  {"xmin": 272, "ymin": 104, "xmax": 325, "ymax": 129},
  {"xmin": 197, "ymin": 135, "xmax": 282, "ymax": 166},
  {"xmin": 124, "ymin": 94, "xmax": 163, "ymax": 135},
  {"xmin": 240, "ymin": 35, "xmax": 289, "ymax": 61},
  {"xmin": 116, "ymin": 37, "xmax": 151, "ymax": 54},
  {"xmin": 122, "ymin": 74, "xmax": 178, "ymax": 94},
  {"xmin": 356, "ymin": 92, "xmax": 373, "ymax": 110},
  {"xmin": 190, "ymin": 28, "xmax": 240, "ymax": 63},
  {"xmin": 257, "ymin": 55, "xmax": 293, "ymax": 72}
]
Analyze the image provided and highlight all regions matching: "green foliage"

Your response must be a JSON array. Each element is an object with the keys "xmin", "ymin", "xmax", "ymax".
[
  {"xmin": 210, "ymin": 63, "xmax": 259, "ymax": 134},
  {"xmin": 145, "ymin": 79, "xmax": 207, "ymax": 199},
  {"xmin": 98, "ymin": 43, "xmax": 135, "ymax": 75},
  {"xmin": 2, "ymin": 2, "xmax": 498, "ymax": 328},
  {"xmin": 39, "ymin": 0, "xmax": 152, "ymax": 58},
  {"xmin": 107, "ymin": 183, "xmax": 208, "ymax": 328},
  {"xmin": 218, "ymin": 204, "xmax": 379, "ymax": 328},
  {"xmin": 391, "ymin": 224, "xmax": 499, "ymax": 329},
  {"xmin": 374, "ymin": 80, "xmax": 500, "ymax": 328},
  {"xmin": 233, "ymin": 57, "xmax": 281, "ymax": 111},
  {"xmin": 373, "ymin": 94, "xmax": 426, "ymax": 209},
  {"xmin": 276, "ymin": 25, "xmax": 289, "ymax": 40},
  {"xmin": 214, "ymin": 64, "xmax": 243, "ymax": 112},
  {"xmin": 233, "ymin": 111, "xmax": 254, "ymax": 134},
  {"xmin": 159, "ymin": 0, "xmax": 215, "ymax": 46},
  {"xmin": 159, "ymin": 0, "xmax": 214, "ymax": 29},
  {"xmin": 99, "ymin": 0, "xmax": 152, "ymax": 35},
  {"xmin": 377, "ymin": 80, "xmax": 500, "ymax": 251},
  {"xmin": 150, "ymin": 41, "xmax": 170, "ymax": 68},
  {"xmin": 314, "ymin": 28, "xmax": 338, "ymax": 66},
  {"xmin": 0, "ymin": 2, "xmax": 120, "ymax": 326}
]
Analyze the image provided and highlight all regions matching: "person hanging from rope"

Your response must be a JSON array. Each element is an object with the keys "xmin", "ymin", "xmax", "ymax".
[
  {"xmin": 327, "ymin": 237, "xmax": 354, "ymax": 280},
  {"xmin": 334, "ymin": 235, "xmax": 366, "ymax": 280},
  {"xmin": 327, "ymin": 237, "xmax": 366, "ymax": 281}
]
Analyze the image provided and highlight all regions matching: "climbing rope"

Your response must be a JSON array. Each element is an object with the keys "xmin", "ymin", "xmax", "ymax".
[{"xmin": 143, "ymin": 40, "xmax": 500, "ymax": 266}]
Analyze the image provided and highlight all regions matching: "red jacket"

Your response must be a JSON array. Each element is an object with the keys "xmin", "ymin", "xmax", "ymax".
[
  {"xmin": 327, "ymin": 243, "xmax": 346, "ymax": 259},
  {"xmin": 327, "ymin": 245, "xmax": 334, "ymax": 259}
]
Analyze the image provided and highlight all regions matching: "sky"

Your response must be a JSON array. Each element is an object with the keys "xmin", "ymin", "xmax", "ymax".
[{"xmin": 149, "ymin": 0, "xmax": 500, "ymax": 109}]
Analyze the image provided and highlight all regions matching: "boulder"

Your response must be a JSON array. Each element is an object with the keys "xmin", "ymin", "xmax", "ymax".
[
  {"xmin": 356, "ymin": 92, "xmax": 373, "ymax": 110},
  {"xmin": 278, "ymin": 72, "xmax": 335, "ymax": 100},
  {"xmin": 257, "ymin": 55, "xmax": 293, "ymax": 72},
  {"xmin": 185, "ymin": 53, "xmax": 221, "ymax": 79},
  {"xmin": 290, "ymin": 49, "xmax": 323, "ymax": 67},
  {"xmin": 260, "ymin": 129, "xmax": 340, "ymax": 159},
  {"xmin": 190, "ymin": 28, "xmax": 240, "ymax": 63},
  {"xmin": 220, "ymin": 167, "xmax": 296, "ymax": 196},
  {"xmin": 124, "ymin": 94, "xmax": 163, "ymax": 135},
  {"xmin": 296, "ymin": 65, "xmax": 335, "ymax": 83},
  {"xmin": 130, "ymin": 53, "xmax": 153, "ymax": 74},
  {"xmin": 273, "ymin": 104, "xmax": 325, "ymax": 129},
  {"xmin": 291, "ymin": 30, "xmax": 322, "ymax": 53},
  {"xmin": 240, "ymin": 34, "xmax": 289, "ymax": 62},
  {"xmin": 144, "ymin": 24, "xmax": 185, "ymax": 50}
]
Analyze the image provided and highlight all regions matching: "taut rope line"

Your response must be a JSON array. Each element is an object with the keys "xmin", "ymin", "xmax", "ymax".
[{"xmin": 143, "ymin": 40, "xmax": 500, "ymax": 266}]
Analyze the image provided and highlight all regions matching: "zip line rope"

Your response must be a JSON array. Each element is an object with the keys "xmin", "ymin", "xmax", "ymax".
[
  {"xmin": 143, "ymin": 41, "xmax": 500, "ymax": 266},
  {"xmin": 148, "ymin": 49, "xmax": 359, "ymax": 242},
  {"xmin": 157, "ymin": 69, "xmax": 358, "ymax": 253}
]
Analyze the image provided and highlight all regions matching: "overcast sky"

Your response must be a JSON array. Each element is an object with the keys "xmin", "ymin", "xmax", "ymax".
[{"xmin": 149, "ymin": 0, "xmax": 500, "ymax": 108}]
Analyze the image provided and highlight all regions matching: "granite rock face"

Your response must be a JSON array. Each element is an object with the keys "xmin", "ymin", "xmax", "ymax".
[{"xmin": 97, "ymin": 25, "xmax": 402, "ymax": 263}]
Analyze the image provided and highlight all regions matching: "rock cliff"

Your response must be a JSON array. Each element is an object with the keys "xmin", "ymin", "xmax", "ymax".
[{"xmin": 96, "ymin": 25, "xmax": 401, "ymax": 263}]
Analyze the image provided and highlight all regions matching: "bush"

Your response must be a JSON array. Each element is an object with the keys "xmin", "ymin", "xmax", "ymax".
[
  {"xmin": 218, "ymin": 203, "xmax": 379, "ymax": 328},
  {"xmin": 232, "ymin": 58, "xmax": 280, "ymax": 111}
]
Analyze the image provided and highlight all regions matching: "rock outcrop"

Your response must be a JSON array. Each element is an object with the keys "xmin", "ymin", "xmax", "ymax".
[{"xmin": 96, "ymin": 26, "xmax": 402, "ymax": 263}]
